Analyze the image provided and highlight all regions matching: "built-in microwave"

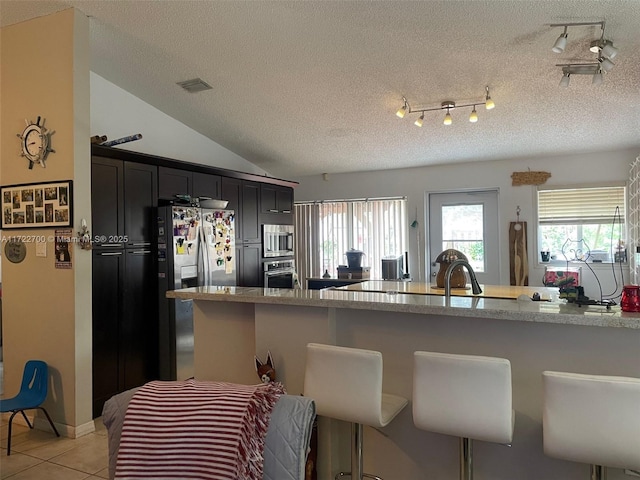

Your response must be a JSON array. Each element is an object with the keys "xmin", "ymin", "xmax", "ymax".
[{"xmin": 263, "ymin": 224, "xmax": 294, "ymax": 258}]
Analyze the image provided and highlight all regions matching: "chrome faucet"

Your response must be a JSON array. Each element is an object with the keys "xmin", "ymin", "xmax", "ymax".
[{"xmin": 444, "ymin": 259, "xmax": 483, "ymax": 297}]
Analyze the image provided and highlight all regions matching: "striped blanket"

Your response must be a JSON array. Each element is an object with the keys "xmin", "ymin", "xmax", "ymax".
[{"xmin": 114, "ymin": 380, "xmax": 285, "ymax": 480}]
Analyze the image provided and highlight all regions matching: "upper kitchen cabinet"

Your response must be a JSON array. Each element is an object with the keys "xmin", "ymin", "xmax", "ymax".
[
  {"xmin": 92, "ymin": 158, "xmax": 157, "ymax": 248},
  {"xmin": 158, "ymin": 167, "xmax": 221, "ymax": 201},
  {"xmin": 192, "ymin": 172, "xmax": 221, "ymax": 200},
  {"xmin": 261, "ymin": 184, "xmax": 294, "ymax": 214},
  {"xmin": 221, "ymin": 177, "xmax": 260, "ymax": 244},
  {"xmin": 92, "ymin": 157, "xmax": 124, "ymax": 248},
  {"xmin": 123, "ymin": 163, "xmax": 158, "ymax": 246},
  {"xmin": 158, "ymin": 167, "xmax": 191, "ymax": 200}
]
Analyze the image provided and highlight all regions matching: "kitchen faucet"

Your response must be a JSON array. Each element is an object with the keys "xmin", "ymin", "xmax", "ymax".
[{"xmin": 444, "ymin": 259, "xmax": 483, "ymax": 298}]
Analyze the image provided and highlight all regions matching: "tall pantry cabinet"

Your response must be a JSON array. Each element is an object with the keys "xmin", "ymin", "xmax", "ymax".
[{"xmin": 91, "ymin": 157, "xmax": 158, "ymax": 417}]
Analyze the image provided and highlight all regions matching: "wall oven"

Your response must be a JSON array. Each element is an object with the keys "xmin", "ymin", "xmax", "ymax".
[
  {"xmin": 264, "ymin": 259, "xmax": 296, "ymax": 288},
  {"xmin": 263, "ymin": 224, "xmax": 294, "ymax": 258}
]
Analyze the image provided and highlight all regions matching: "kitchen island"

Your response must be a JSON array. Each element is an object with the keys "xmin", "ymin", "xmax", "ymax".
[{"xmin": 166, "ymin": 284, "xmax": 640, "ymax": 480}]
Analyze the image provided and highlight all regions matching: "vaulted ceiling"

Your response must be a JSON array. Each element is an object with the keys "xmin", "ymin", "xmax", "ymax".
[{"xmin": 2, "ymin": 1, "xmax": 640, "ymax": 178}]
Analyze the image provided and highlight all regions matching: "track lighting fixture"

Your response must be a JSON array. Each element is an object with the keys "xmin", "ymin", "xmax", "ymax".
[
  {"xmin": 396, "ymin": 97, "xmax": 408, "ymax": 118},
  {"xmin": 557, "ymin": 63, "xmax": 603, "ymax": 87},
  {"xmin": 484, "ymin": 86, "xmax": 495, "ymax": 110},
  {"xmin": 552, "ymin": 26, "xmax": 568, "ymax": 53},
  {"xmin": 469, "ymin": 105, "xmax": 478, "ymax": 123},
  {"xmin": 443, "ymin": 103, "xmax": 453, "ymax": 126},
  {"xmin": 395, "ymin": 87, "xmax": 494, "ymax": 127},
  {"xmin": 550, "ymin": 20, "xmax": 620, "ymax": 87}
]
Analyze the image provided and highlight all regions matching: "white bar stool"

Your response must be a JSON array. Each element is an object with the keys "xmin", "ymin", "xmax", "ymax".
[
  {"xmin": 303, "ymin": 343, "xmax": 408, "ymax": 480},
  {"xmin": 542, "ymin": 371, "xmax": 640, "ymax": 480},
  {"xmin": 412, "ymin": 351, "xmax": 514, "ymax": 480}
]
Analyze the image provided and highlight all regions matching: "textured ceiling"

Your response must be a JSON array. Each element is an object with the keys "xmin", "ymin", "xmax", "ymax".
[{"xmin": 2, "ymin": 0, "xmax": 640, "ymax": 178}]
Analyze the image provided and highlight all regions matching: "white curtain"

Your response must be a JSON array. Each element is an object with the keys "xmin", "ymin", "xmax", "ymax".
[
  {"xmin": 629, "ymin": 155, "xmax": 640, "ymax": 284},
  {"xmin": 295, "ymin": 198, "xmax": 407, "ymax": 283}
]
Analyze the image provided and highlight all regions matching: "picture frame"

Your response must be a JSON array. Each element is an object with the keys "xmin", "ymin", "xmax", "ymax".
[{"xmin": 1, "ymin": 180, "xmax": 73, "ymax": 229}]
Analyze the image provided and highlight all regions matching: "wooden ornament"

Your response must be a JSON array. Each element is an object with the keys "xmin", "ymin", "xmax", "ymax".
[{"xmin": 511, "ymin": 171, "xmax": 551, "ymax": 186}]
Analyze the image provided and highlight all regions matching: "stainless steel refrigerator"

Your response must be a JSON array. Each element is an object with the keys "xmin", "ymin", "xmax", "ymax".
[{"xmin": 157, "ymin": 204, "xmax": 236, "ymax": 380}]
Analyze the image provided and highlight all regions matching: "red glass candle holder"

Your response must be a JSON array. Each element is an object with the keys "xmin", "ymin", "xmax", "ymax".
[{"xmin": 621, "ymin": 285, "xmax": 640, "ymax": 312}]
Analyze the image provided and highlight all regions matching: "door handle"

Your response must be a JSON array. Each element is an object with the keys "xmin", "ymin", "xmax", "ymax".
[{"xmin": 99, "ymin": 252, "xmax": 123, "ymax": 256}]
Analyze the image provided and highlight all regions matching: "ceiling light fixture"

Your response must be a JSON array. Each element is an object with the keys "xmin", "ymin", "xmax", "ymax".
[
  {"xmin": 396, "ymin": 97, "xmax": 409, "ymax": 118},
  {"xmin": 552, "ymin": 26, "xmax": 568, "ymax": 53},
  {"xmin": 395, "ymin": 87, "xmax": 495, "ymax": 128},
  {"xmin": 549, "ymin": 20, "xmax": 619, "ymax": 87},
  {"xmin": 469, "ymin": 105, "xmax": 478, "ymax": 123},
  {"xmin": 557, "ymin": 63, "xmax": 603, "ymax": 86},
  {"xmin": 443, "ymin": 103, "xmax": 454, "ymax": 126}
]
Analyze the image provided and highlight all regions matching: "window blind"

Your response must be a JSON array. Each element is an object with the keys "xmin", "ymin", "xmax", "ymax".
[
  {"xmin": 538, "ymin": 186, "xmax": 625, "ymax": 225},
  {"xmin": 295, "ymin": 198, "xmax": 406, "ymax": 281}
]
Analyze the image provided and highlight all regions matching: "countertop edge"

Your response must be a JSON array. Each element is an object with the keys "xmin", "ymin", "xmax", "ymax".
[{"xmin": 166, "ymin": 287, "xmax": 640, "ymax": 330}]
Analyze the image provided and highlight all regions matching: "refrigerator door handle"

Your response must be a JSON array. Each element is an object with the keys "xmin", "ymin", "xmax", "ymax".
[{"xmin": 198, "ymin": 222, "xmax": 211, "ymax": 285}]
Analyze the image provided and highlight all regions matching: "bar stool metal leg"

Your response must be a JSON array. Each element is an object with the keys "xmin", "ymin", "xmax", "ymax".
[
  {"xmin": 591, "ymin": 465, "xmax": 606, "ymax": 480},
  {"xmin": 460, "ymin": 437, "xmax": 473, "ymax": 480},
  {"xmin": 334, "ymin": 423, "xmax": 383, "ymax": 480}
]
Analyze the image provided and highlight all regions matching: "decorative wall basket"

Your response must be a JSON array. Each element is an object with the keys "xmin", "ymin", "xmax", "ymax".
[{"xmin": 511, "ymin": 171, "xmax": 551, "ymax": 186}]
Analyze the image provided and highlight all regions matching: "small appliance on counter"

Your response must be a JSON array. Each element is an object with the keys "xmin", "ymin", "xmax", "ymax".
[
  {"xmin": 337, "ymin": 265, "xmax": 371, "ymax": 279},
  {"xmin": 382, "ymin": 255, "xmax": 404, "ymax": 280}
]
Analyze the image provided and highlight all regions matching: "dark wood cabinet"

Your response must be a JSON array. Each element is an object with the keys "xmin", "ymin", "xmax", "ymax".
[
  {"xmin": 192, "ymin": 172, "xmax": 221, "ymax": 200},
  {"xmin": 159, "ymin": 167, "xmax": 221, "ymax": 201},
  {"xmin": 122, "ymin": 248, "xmax": 158, "ymax": 390},
  {"xmin": 261, "ymin": 185, "xmax": 293, "ymax": 214},
  {"xmin": 91, "ymin": 157, "xmax": 158, "ymax": 418},
  {"xmin": 92, "ymin": 158, "xmax": 124, "ymax": 248},
  {"xmin": 158, "ymin": 166, "xmax": 191, "ymax": 200},
  {"xmin": 222, "ymin": 177, "xmax": 261, "ymax": 286},
  {"xmin": 240, "ymin": 243, "xmax": 262, "ymax": 287},
  {"xmin": 241, "ymin": 181, "xmax": 261, "ymax": 243},
  {"xmin": 124, "ymin": 163, "xmax": 157, "ymax": 246},
  {"xmin": 92, "ymin": 249, "xmax": 124, "ymax": 418}
]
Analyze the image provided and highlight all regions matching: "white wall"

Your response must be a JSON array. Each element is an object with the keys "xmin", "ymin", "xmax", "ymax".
[
  {"xmin": 292, "ymin": 148, "xmax": 639, "ymax": 299},
  {"xmin": 90, "ymin": 72, "xmax": 268, "ymax": 176}
]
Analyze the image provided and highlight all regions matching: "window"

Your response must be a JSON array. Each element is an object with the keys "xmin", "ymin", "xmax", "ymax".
[
  {"xmin": 537, "ymin": 185, "xmax": 626, "ymax": 264},
  {"xmin": 295, "ymin": 198, "xmax": 407, "ymax": 281}
]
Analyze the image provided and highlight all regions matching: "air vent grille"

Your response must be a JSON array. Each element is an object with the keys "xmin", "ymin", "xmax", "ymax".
[{"xmin": 177, "ymin": 78, "xmax": 213, "ymax": 93}]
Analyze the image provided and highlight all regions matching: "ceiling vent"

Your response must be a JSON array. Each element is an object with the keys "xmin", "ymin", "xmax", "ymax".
[{"xmin": 176, "ymin": 78, "xmax": 212, "ymax": 93}]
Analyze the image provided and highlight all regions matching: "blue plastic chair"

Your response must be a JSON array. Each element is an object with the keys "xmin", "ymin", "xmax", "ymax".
[{"xmin": 0, "ymin": 360, "xmax": 60, "ymax": 455}]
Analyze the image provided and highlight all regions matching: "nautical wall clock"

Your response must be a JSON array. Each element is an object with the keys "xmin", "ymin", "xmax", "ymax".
[{"xmin": 17, "ymin": 116, "xmax": 55, "ymax": 169}]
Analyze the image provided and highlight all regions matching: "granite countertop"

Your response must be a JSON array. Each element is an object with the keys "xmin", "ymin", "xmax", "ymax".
[{"xmin": 167, "ymin": 284, "xmax": 640, "ymax": 330}]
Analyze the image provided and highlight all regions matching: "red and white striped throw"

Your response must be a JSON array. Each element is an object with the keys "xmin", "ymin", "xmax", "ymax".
[{"xmin": 114, "ymin": 379, "xmax": 285, "ymax": 480}]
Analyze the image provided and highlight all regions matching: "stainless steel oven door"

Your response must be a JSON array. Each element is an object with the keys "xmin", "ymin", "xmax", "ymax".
[{"xmin": 264, "ymin": 270, "xmax": 294, "ymax": 288}]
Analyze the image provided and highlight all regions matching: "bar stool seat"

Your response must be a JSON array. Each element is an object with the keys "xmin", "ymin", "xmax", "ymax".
[
  {"xmin": 412, "ymin": 351, "xmax": 514, "ymax": 480},
  {"xmin": 304, "ymin": 343, "xmax": 408, "ymax": 480},
  {"xmin": 542, "ymin": 371, "xmax": 640, "ymax": 479}
]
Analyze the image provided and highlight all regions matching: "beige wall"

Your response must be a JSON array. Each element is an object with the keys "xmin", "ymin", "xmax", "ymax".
[{"xmin": 1, "ymin": 9, "xmax": 92, "ymax": 435}]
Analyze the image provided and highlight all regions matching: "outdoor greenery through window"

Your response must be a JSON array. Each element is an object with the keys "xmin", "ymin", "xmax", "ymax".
[
  {"xmin": 295, "ymin": 198, "xmax": 407, "ymax": 282},
  {"xmin": 441, "ymin": 204, "xmax": 485, "ymax": 272},
  {"xmin": 537, "ymin": 185, "xmax": 626, "ymax": 264}
]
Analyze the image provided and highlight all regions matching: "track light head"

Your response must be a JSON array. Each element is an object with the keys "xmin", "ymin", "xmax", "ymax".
[
  {"xmin": 592, "ymin": 69, "xmax": 604, "ymax": 86},
  {"xmin": 442, "ymin": 102, "xmax": 454, "ymax": 125},
  {"xmin": 414, "ymin": 112, "xmax": 424, "ymax": 127},
  {"xmin": 396, "ymin": 97, "xmax": 409, "ymax": 118},
  {"xmin": 552, "ymin": 27, "xmax": 568, "ymax": 53},
  {"xmin": 469, "ymin": 106, "xmax": 478, "ymax": 123},
  {"xmin": 559, "ymin": 72, "xmax": 571, "ymax": 87},
  {"xmin": 598, "ymin": 56, "xmax": 615, "ymax": 72},
  {"xmin": 601, "ymin": 41, "xmax": 618, "ymax": 60},
  {"xmin": 485, "ymin": 86, "xmax": 495, "ymax": 110}
]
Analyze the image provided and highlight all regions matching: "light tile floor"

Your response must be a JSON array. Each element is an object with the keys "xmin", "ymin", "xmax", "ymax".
[{"xmin": 0, "ymin": 413, "xmax": 109, "ymax": 480}]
